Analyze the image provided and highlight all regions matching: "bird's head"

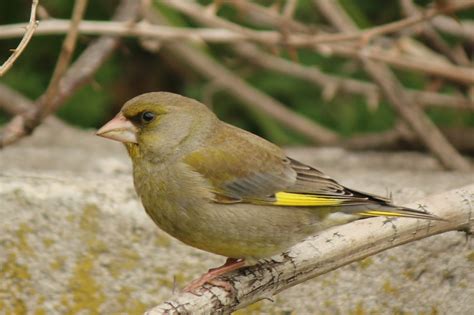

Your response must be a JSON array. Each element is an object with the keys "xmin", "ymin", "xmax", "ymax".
[{"xmin": 97, "ymin": 92, "xmax": 216, "ymax": 160}]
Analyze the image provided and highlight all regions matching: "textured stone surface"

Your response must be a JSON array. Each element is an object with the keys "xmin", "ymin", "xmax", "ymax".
[{"xmin": 1, "ymin": 120, "xmax": 473, "ymax": 314}]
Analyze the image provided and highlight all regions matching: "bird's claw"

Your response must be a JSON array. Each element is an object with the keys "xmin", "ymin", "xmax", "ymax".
[
  {"xmin": 182, "ymin": 258, "xmax": 244, "ymax": 294},
  {"xmin": 183, "ymin": 277, "xmax": 234, "ymax": 295}
]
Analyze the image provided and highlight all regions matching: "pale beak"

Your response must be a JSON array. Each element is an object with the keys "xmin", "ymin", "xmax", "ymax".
[{"xmin": 96, "ymin": 112, "xmax": 138, "ymax": 144}]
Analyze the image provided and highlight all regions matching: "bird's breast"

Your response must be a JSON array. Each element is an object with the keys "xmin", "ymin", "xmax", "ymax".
[{"xmin": 132, "ymin": 161, "xmax": 214, "ymax": 242}]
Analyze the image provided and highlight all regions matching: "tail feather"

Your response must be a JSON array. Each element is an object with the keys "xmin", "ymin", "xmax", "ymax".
[
  {"xmin": 356, "ymin": 206, "xmax": 443, "ymax": 221},
  {"xmin": 345, "ymin": 188, "xmax": 442, "ymax": 221}
]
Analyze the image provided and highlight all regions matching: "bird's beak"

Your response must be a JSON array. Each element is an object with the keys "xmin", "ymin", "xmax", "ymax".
[{"xmin": 96, "ymin": 112, "xmax": 138, "ymax": 144}]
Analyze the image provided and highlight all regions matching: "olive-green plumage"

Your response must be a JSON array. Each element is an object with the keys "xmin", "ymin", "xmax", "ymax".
[{"xmin": 99, "ymin": 92, "xmax": 439, "ymax": 263}]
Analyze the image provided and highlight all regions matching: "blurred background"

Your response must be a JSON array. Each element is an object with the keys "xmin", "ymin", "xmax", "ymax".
[{"xmin": 1, "ymin": 0, "xmax": 473, "ymax": 148}]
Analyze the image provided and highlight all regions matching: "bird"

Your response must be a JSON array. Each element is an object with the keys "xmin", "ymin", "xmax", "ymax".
[{"xmin": 96, "ymin": 92, "xmax": 439, "ymax": 292}]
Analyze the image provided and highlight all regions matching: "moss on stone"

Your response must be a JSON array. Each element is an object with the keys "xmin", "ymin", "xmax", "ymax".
[
  {"xmin": 358, "ymin": 257, "xmax": 374, "ymax": 270},
  {"xmin": 63, "ymin": 254, "xmax": 106, "ymax": 314}
]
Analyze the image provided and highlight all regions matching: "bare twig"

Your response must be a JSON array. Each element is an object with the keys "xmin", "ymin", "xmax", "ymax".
[
  {"xmin": 432, "ymin": 15, "xmax": 474, "ymax": 41},
  {"xmin": 342, "ymin": 126, "xmax": 474, "ymax": 153},
  {"xmin": 0, "ymin": 0, "xmax": 39, "ymax": 76},
  {"xmin": 146, "ymin": 184, "xmax": 474, "ymax": 314},
  {"xmin": 1, "ymin": 4, "xmax": 471, "ymax": 48},
  {"xmin": 229, "ymin": 0, "xmax": 438, "ymax": 42},
  {"xmin": 315, "ymin": 0, "xmax": 471, "ymax": 171},
  {"xmin": 164, "ymin": 0, "xmax": 474, "ymax": 111},
  {"xmin": 353, "ymin": 47, "xmax": 474, "ymax": 85},
  {"xmin": 225, "ymin": 0, "xmax": 474, "ymax": 85},
  {"xmin": 400, "ymin": 0, "xmax": 470, "ymax": 66},
  {"xmin": 0, "ymin": 84, "xmax": 34, "ymax": 114},
  {"xmin": 39, "ymin": 0, "xmax": 88, "ymax": 120},
  {"xmin": 162, "ymin": 44, "xmax": 339, "ymax": 144},
  {"xmin": 1, "ymin": 18, "xmax": 473, "ymax": 84},
  {"xmin": 0, "ymin": 0, "xmax": 89, "ymax": 147},
  {"xmin": 0, "ymin": 0, "xmax": 140, "ymax": 148},
  {"xmin": 355, "ymin": 0, "xmax": 474, "ymax": 44},
  {"xmin": 161, "ymin": 0, "xmax": 474, "ymax": 85},
  {"xmin": 226, "ymin": 0, "xmax": 310, "ymax": 32},
  {"xmin": 235, "ymin": 43, "xmax": 474, "ymax": 110},
  {"xmin": 282, "ymin": 0, "xmax": 298, "ymax": 19},
  {"xmin": 163, "ymin": 0, "xmax": 474, "ymax": 46},
  {"xmin": 1, "ymin": 18, "xmax": 464, "ymax": 47},
  {"xmin": 159, "ymin": 0, "xmax": 474, "ymax": 109},
  {"xmin": 0, "ymin": 20, "xmax": 261, "ymax": 44},
  {"xmin": 0, "ymin": 83, "xmax": 66, "ymax": 127}
]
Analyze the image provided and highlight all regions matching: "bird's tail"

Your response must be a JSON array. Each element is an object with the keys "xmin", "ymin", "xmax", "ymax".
[
  {"xmin": 356, "ymin": 205, "xmax": 443, "ymax": 221},
  {"xmin": 339, "ymin": 187, "xmax": 443, "ymax": 221}
]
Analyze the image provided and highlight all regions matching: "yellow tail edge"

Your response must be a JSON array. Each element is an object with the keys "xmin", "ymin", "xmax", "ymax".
[{"xmin": 357, "ymin": 209, "xmax": 443, "ymax": 221}]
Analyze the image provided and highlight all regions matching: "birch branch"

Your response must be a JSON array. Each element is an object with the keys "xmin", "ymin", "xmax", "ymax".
[{"xmin": 146, "ymin": 184, "xmax": 474, "ymax": 314}]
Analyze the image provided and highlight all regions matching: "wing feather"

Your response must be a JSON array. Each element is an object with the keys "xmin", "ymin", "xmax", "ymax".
[
  {"xmin": 183, "ymin": 123, "xmax": 370, "ymax": 206},
  {"xmin": 182, "ymin": 123, "xmax": 440, "ymax": 220}
]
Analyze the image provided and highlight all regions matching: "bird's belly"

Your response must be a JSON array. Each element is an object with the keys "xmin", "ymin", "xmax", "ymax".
[{"xmin": 143, "ymin": 199, "xmax": 322, "ymax": 260}]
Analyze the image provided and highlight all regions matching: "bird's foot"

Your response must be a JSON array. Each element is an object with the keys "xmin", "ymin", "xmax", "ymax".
[
  {"xmin": 183, "ymin": 278, "xmax": 235, "ymax": 295},
  {"xmin": 182, "ymin": 258, "xmax": 245, "ymax": 294}
]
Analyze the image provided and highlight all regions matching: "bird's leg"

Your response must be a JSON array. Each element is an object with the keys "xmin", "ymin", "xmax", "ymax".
[{"xmin": 183, "ymin": 258, "xmax": 245, "ymax": 293}]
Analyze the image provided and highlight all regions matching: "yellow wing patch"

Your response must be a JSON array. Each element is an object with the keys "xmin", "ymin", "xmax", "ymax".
[
  {"xmin": 357, "ymin": 210, "xmax": 404, "ymax": 217},
  {"xmin": 273, "ymin": 192, "xmax": 343, "ymax": 206}
]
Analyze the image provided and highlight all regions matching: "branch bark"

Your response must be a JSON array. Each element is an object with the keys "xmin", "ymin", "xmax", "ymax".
[{"xmin": 146, "ymin": 184, "xmax": 474, "ymax": 314}]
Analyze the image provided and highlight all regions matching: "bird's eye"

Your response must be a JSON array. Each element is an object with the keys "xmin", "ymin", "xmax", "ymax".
[{"xmin": 141, "ymin": 111, "xmax": 155, "ymax": 122}]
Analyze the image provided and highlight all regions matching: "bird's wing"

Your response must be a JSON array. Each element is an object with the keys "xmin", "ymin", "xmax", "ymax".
[
  {"xmin": 183, "ymin": 126, "xmax": 297, "ymax": 203},
  {"xmin": 186, "ymin": 148, "xmax": 371, "ymax": 206},
  {"xmin": 183, "ymin": 123, "xmax": 440, "ymax": 220},
  {"xmin": 183, "ymin": 123, "xmax": 374, "ymax": 207}
]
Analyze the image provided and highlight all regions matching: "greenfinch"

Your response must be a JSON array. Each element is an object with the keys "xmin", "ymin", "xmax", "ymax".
[{"xmin": 97, "ymin": 92, "xmax": 439, "ymax": 291}]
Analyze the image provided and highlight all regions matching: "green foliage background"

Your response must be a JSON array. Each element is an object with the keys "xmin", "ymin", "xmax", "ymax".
[{"xmin": 1, "ymin": 0, "xmax": 473, "ymax": 145}]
